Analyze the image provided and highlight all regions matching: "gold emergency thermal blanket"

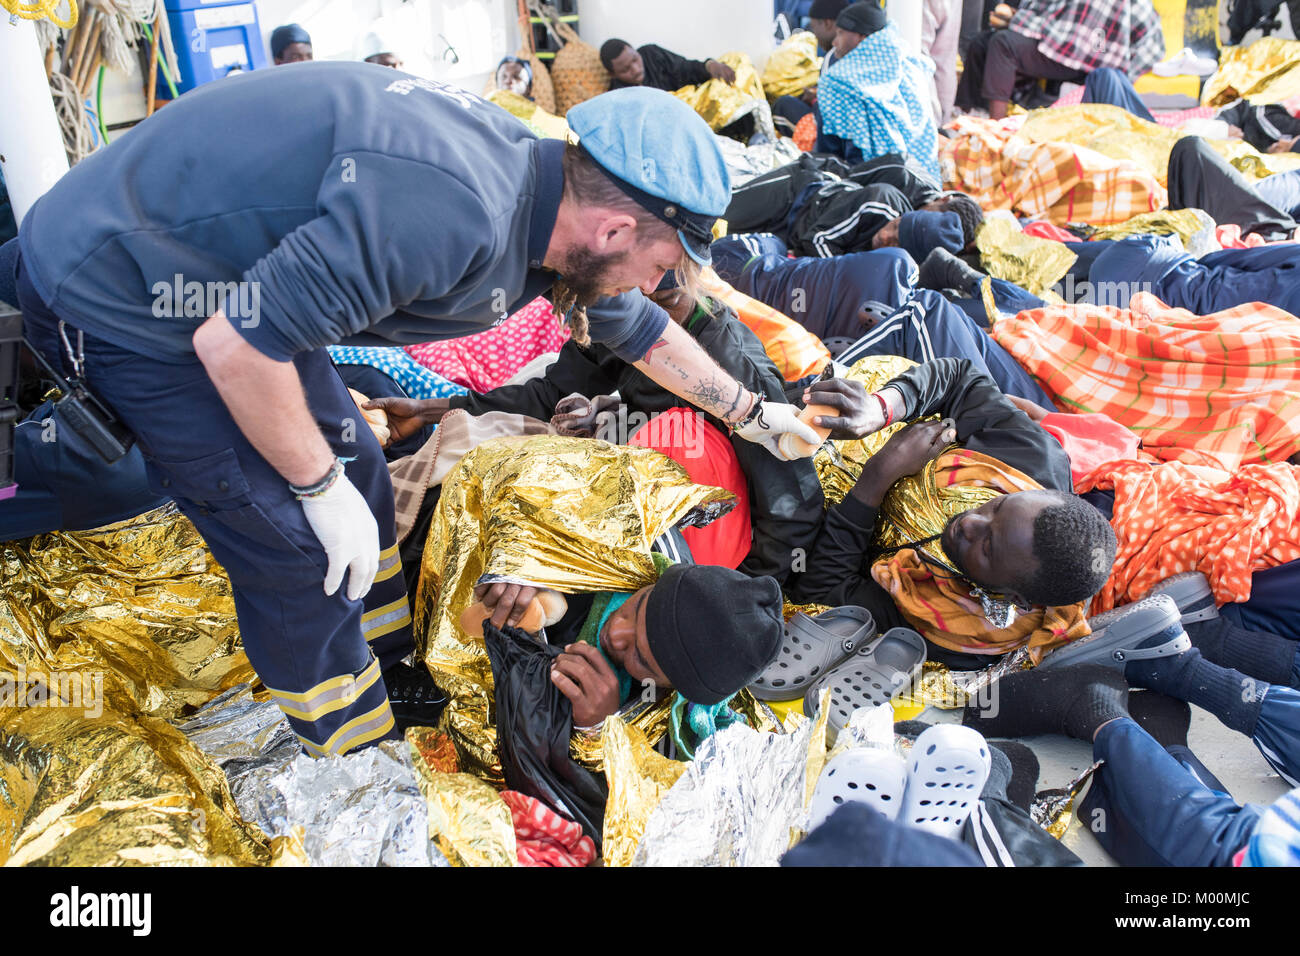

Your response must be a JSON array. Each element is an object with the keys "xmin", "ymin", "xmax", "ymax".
[
  {"xmin": 673, "ymin": 52, "xmax": 768, "ymax": 132},
  {"xmin": 485, "ymin": 89, "xmax": 572, "ymax": 140},
  {"xmin": 976, "ymin": 216, "xmax": 1076, "ymax": 299},
  {"xmin": 0, "ymin": 506, "xmax": 284, "ymax": 865},
  {"xmin": 1202, "ymin": 36, "xmax": 1300, "ymax": 107},
  {"xmin": 1085, "ymin": 208, "xmax": 1214, "ymax": 244},
  {"xmin": 412, "ymin": 435, "xmax": 735, "ymax": 779},
  {"xmin": 761, "ymin": 31, "xmax": 821, "ymax": 100},
  {"xmin": 599, "ymin": 715, "xmax": 686, "ymax": 868}
]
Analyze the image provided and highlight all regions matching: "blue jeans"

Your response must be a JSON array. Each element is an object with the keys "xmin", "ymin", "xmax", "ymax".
[
  {"xmin": 1081, "ymin": 68, "xmax": 1155, "ymax": 123},
  {"xmin": 1255, "ymin": 169, "xmax": 1300, "ymax": 220},
  {"xmin": 1082, "ymin": 718, "xmax": 1263, "ymax": 866},
  {"xmin": 952, "ymin": 277, "xmax": 1047, "ymax": 326}
]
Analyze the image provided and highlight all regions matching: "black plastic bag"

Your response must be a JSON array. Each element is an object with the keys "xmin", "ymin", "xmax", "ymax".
[{"xmin": 483, "ymin": 621, "xmax": 609, "ymax": 848}]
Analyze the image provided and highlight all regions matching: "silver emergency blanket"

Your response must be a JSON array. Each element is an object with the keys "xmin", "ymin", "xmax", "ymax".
[
  {"xmin": 179, "ymin": 685, "xmax": 449, "ymax": 867},
  {"xmin": 632, "ymin": 716, "xmax": 819, "ymax": 866},
  {"xmin": 716, "ymin": 134, "xmax": 802, "ymax": 187}
]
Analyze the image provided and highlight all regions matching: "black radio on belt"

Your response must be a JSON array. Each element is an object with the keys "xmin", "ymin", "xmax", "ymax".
[{"xmin": 24, "ymin": 322, "xmax": 135, "ymax": 465}]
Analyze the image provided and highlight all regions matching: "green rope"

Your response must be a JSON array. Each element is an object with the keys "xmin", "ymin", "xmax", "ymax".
[{"xmin": 94, "ymin": 64, "xmax": 109, "ymax": 145}]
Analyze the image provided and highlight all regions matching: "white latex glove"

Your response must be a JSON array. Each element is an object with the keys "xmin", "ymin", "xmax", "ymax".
[
  {"xmin": 733, "ymin": 401, "xmax": 823, "ymax": 460},
  {"xmin": 299, "ymin": 472, "xmax": 381, "ymax": 601}
]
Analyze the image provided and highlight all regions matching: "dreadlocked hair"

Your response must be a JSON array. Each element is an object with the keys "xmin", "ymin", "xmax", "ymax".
[
  {"xmin": 549, "ymin": 143, "xmax": 709, "ymax": 346},
  {"xmin": 1010, "ymin": 490, "xmax": 1117, "ymax": 607},
  {"xmin": 550, "ymin": 281, "xmax": 589, "ymax": 346}
]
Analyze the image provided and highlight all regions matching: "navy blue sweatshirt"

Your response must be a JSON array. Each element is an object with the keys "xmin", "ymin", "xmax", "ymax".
[{"xmin": 18, "ymin": 62, "xmax": 665, "ymax": 364}]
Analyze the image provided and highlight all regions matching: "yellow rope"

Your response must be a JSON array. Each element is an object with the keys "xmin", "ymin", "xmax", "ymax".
[{"xmin": 2, "ymin": 0, "xmax": 78, "ymax": 29}]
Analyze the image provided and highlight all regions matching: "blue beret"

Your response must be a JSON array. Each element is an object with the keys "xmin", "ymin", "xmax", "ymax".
[
  {"xmin": 271, "ymin": 23, "xmax": 311, "ymax": 58},
  {"xmin": 568, "ymin": 87, "xmax": 731, "ymax": 265},
  {"xmin": 897, "ymin": 210, "xmax": 964, "ymax": 262}
]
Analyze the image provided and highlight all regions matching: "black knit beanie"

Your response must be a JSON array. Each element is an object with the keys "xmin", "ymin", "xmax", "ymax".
[
  {"xmin": 809, "ymin": 0, "xmax": 850, "ymax": 20},
  {"xmin": 836, "ymin": 1, "xmax": 888, "ymax": 36},
  {"xmin": 645, "ymin": 565, "xmax": 783, "ymax": 705}
]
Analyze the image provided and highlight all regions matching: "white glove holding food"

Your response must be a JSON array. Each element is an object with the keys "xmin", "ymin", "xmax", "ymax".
[{"xmin": 732, "ymin": 398, "xmax": 825, "ymax": 461}]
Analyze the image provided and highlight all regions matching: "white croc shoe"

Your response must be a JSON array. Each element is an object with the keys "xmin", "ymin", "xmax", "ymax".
[
  {"xmin": 900, "ymin": 724, "xmax": 992, "ymax": 839},
  {"xmin": 808, "ymin": 746, "xmax": 907, "ymax": 833}
]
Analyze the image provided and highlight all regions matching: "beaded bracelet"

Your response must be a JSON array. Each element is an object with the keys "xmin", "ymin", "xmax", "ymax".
[
  {"xmin": 291, "ymin": 458, "xmax": 344, "ymax": 500},
  {"xmin": 727, "ymin": 391, "xmax": 763, "ymax": 433}
]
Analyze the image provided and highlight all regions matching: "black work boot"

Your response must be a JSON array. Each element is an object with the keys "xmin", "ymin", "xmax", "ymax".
[{"xmin": 383, "ymin": 661, "xmax": 449, "ymax": 733}]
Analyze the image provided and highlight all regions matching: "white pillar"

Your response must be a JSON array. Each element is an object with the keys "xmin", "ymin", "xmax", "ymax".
[
  {"xmin": 0, "ymin": 17, "xmax": 71, "ymax": 225},
  {"xmin": 886, "ymin": 0, "xmax": 923, "ymax": 56}
]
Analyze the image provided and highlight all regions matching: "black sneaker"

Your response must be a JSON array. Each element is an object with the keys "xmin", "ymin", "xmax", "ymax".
[
  {"xmin": 383, "ymin": 661, "xmax": 449, "ymax": 733},
  {"xmin": 916, "ymin": 247, "xmax": 985, "ymax": 296}
]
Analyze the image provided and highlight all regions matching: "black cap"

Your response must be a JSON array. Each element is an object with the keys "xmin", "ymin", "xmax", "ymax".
[
  {"xmin": 809, "ymin": 0, "xmax": 849, "ymax": 19},
  {"xmin": 645, "ymin": 565, "xmax": 784, "ymax": 705},
  {"xmin": 270, "ymin": 23, "xmax": 311, "ymax": 58},
  {"xmin": 836, "ymin": 1, "xmax": 888, "ymax": 36}
]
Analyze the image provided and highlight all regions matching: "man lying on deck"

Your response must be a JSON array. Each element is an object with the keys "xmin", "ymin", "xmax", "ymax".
[
  {"xmin": 792, "ymin": 357, "xmax": 1116, "ymax": 667},
  {"xmin": 472, "ymin": 563, "xmax": 782, "ymax": 728},
  {"xmin": 724, "ymin": 153, "xmax": 982, "ymax": 259},
  {"xmin": 708, "ymin": 234, "xmax": 1051, "ymax": 405}
]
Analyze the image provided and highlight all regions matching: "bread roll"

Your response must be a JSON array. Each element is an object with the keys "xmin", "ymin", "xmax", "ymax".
[
  {"xmin": 458, "ymin": 589, "xmax": 569, "ymax": 636},
  {"xmin": 347, "ymin": 388, "xmax": 392, "ymax": 445},
  {"xmin": 777, "ymin": 403, "xmax": 836, "ymax": 459}
]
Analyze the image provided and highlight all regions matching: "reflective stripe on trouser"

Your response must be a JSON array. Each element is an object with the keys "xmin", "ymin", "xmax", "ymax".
[{"xmin": 16, "ymin": 311, "xmax": 416, "ymax": 757}]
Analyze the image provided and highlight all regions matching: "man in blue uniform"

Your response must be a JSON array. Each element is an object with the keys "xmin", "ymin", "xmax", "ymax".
[{"xmin": 0, "ymin": 63, "xmax": 818, "ymax": 757}]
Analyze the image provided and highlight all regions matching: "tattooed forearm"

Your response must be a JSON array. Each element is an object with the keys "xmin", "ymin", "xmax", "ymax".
[
  {"xmin": 633, "ymin": 319, "xmax": 753, "ymax": 421},
  {"xmin": 687, "ymin": 376, "xmax": 731, "ymax": 410}
]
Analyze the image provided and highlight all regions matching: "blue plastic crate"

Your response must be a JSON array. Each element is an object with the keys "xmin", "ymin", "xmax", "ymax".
[{"xmin": 159, "ymin": 0, "xmax": 269, "ymax": 96}]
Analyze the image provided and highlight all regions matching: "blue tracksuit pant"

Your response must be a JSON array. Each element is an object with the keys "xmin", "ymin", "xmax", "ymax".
[
  {"xmin": 15, "ymin": 253, "xmax": 409, "ymax": 757},
  {"xmin": 710, "ymin": 236, "xmax": 1051, "ymax": 404},
  {"xmin": 834, "ymin": 290, "xmax": 1053, "ymax": 405},
  {"xmin": 1090, "ymin": 234, "xmax": 1300, "ymax": 316},
  {"xmin": 1222, "ymin": 559, "xmax": 1300, "ymax": 642}
]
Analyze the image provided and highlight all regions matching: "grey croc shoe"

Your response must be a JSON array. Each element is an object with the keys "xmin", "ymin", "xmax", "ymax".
[
  {"xmin": 1037, "ymin": 594, "xmax": 1191, "ymax": 670},
  {"xmin": 1139, "ymin": 571, "xmax": 1219, "ymax": 625},
  {"xmin": 749, "ymin": 605, "xmax": 878, "ymax": 701},
  {"xmin": 803, "ymin": 627, "xmax": 928, "ymax": 742}
]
